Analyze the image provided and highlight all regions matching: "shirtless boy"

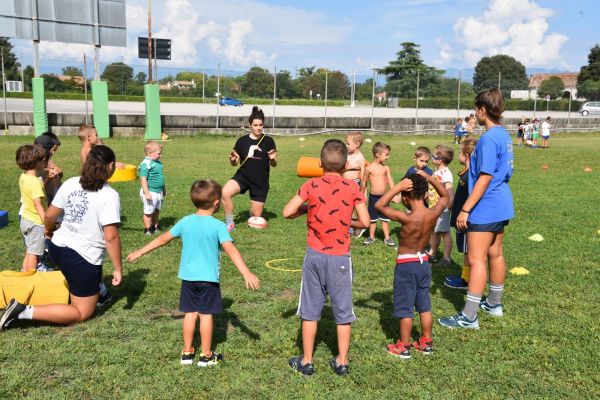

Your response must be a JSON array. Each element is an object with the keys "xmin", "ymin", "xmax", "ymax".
[
  {"xmin": 361, "ymin": 142, "xmax": 398, "ymax": 247},
  {"xmin": 375, "ymin": 171, "xmax": 449, "ymax": 358}
]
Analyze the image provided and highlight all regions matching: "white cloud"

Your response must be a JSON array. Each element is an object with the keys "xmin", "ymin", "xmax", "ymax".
[{"xmin": 438, "ymin": 0, "xmax": 568, "ymax": 68}]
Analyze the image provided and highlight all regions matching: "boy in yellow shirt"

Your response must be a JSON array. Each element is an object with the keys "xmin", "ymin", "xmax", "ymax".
[{"xmin": 16, "ymin": 145, "xmax": 47, "ymax": 272}]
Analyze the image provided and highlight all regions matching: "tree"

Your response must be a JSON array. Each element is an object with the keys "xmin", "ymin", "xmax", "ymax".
[
  {"xmin": 275, "ymin": 70, "xmax": 297, "ymax": 99},
  {"xmin": 380, "ymin": 42, "xmax": 443, "ymax": 98},
  {"xmin": 0, "ymin": 37, "xmax": 21, "ymax": 80},
  {"xmin": 242, "ymin": 67, "xmax": 273, "ymax": 98},
  {"xmin": 23, "ymin": 65, "xmax": 34, "ymax": 91},
  {"xmin": 538, "ymin": 76, "xmax": 565, "ymax": 99},
  {"xmin": 62, "ymin": 66, "xmax": 83, "ymax": 77},
  {"xmin": 101, "ymin": 62, "xmax": 134, "ymax": 94},
  {"xmin": 577, "ymin": 44, "xmax": 600, "ymax": 100},
  {"xmin": 473, "ymin": 55, "xmax": 528, "ymax": 97},
  {"xmin": 135, "ymin": 72, "xmax": 147, "ymax": 84}
]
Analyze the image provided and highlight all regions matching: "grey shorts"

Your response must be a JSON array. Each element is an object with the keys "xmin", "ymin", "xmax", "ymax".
[
  {"xmin": 20, "ymin": 218, "xmax": 45, "ymax": 256},
  {"xmin": 297, "ymin": 247, "xmax": 356, "ymax": 324},
  {"xmin": 434, "ymin": 211, "xmax": 451, "ymax": 233}
]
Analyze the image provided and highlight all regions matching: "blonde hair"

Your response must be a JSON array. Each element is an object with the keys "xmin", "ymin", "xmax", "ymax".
[
  {"xmin": 459, "ymin": 138, "xmax": 477, "ymax": 175},
  {"xmin": 144, "ymin": 141, "xmax": 162, "ymax": 155},
  {"xmin": 78, "ymin": 124, "xmax": 97, "ymax": 142},
  {"xmin": 434, "ymin": 145, "xmax": 454, "ymax": 165},
  {"xmin": 346, "ymin": 131, "xmax": 364, "ymax": 147}
]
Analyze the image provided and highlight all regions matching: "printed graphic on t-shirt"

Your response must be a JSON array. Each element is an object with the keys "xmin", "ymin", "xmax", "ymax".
[{"xmin": 63, "ymin": 190, "xmax": 89, "ymax": 226}]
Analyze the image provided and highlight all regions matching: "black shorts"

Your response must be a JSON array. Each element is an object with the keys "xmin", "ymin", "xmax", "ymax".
[
  {"xmin": 48, "ymin": 241, "xmax": 102, "ymax": 297},
  {"xmin": 393, "ymin": 260, "xmax": 432, "ymax": 318},
  {"xmin": 179, "ymin": 280, "xmax": 223, "ymax": 314},
  {"xmin": 368, "ymin": 194, "xmax": 389, "ymax": 222},
  {"xmin": 232, "ymin": 172, "xmax": 269, "ymax": 203},
  {"xmin": 466, "ymin": 220, "xmax": 509, "ymax": 233}
]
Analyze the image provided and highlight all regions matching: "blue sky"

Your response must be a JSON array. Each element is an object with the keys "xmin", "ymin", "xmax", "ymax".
[{"xmin": 9, "ymin": 0, "xmax": 600, "ymax": 79}]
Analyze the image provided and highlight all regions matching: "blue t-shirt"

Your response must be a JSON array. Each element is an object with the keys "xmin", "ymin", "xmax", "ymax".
[
  {"xmin": 404, "ymin": 166, "xmax": 433, "ymax": 177},
  {"xmin": 468, "ymin": 125, "xmax": 514, "ymax": 224},
  {"xmin": 169, "ymin": 215, "xmax": 233, "ymax": 282}
]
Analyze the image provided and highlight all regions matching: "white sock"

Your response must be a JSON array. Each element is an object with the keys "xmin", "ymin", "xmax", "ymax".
[
  {"xmin": 99, "ymin": 282, "xmax": 108, "ymax": 296},
  {"xmin": 225, "ymin": 214, "xmax": 234, "ymax": 223},
  {"xmin": 18, "ymin": 305, "xmax": 34, "ymax": 320}
]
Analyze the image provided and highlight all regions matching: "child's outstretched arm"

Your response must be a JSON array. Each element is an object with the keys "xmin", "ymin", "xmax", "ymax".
[
  {"xmin": 282, "ymin": 194, "xmax": 308, "ymax": 219},
  {"xmin": 221, "ymin": 241, "xmax": 260, "ymax": 290},
  {"xmin": 127, "ymin": 231, "xmax": 174, "ymax": 262},
  {"xmin": 375, "ymin": 178, "xmax": 413, "ymax": 224}
]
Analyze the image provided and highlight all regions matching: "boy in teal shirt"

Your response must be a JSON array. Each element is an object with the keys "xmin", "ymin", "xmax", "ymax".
[
  {"xmin": 127, "ymin": 179, "xmax": 260, "ymax": 366},
  {"xmin": 138, "ymin": 141, "xmax": 166, "ymax": 234}
]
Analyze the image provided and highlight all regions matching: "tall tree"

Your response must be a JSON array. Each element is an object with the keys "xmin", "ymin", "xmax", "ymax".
[
  {"xmin": 538, "ymin": 76, "xmax": 565, "ymax": 99},
  {"xmin": 101, "ymin": 62, "xmax": 134, "ymax": 94},
  {"xmin": 473, "ymin": 55, "xmax": 528, "ymax": 97},
  {"xmin": 275, "ymin": 69, "xmax": 297, "ymax": 99},
  {"xmin": 243, "ymin": 67, "xmax": 273, "ymax": 98},
  {"xmin": 380, "ymin": 42, "xmax": 443, "ymax": 98},
  {"xmin": 62, "ymin": 66, "xmax": 83, "ymax": 77},
  {"xmin": 0, "ymin": 37, "xmax": 21, "ymax": 80},
  {"xmin": 577, "ymin": 44, "xmax": 600, "ymax": 100}
]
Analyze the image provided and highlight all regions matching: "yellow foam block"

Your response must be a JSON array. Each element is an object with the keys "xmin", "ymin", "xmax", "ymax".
[
  {"xmin": 108, "ymin": 164, "xmax": 137, "ymax": 183},
  {"xmin": 510, "ymin": 267, "xmax": 530, "ymax": 275}
]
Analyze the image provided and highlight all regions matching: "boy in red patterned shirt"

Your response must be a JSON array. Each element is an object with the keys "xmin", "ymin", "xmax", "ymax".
[{"xmin": 283, "ymin": 139, "xmax": 370, "ymax": 376}]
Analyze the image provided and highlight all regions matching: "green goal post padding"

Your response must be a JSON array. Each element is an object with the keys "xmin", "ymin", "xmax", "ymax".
[
  {"xmin": 91, "ymin": 81, "xmax": 110, "ymax": 139},
  {"xmin": 32, "ymin": 78, "xmax": 48, "ymax": 136},
  {"xmin": 144, "ymin": 84, "xmax": 162, "ymax": 140}
]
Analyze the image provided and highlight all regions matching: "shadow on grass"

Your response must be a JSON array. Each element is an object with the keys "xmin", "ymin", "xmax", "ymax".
[
  {"xmin": 281, "ymin": 306, "xmax": 345, "ymax": 358},
  {"xmin": 430, "ymin": 260, "xmax": 465, "ymax": 313},
  {"xmin": 158, "ymin": 216, "xmax": 177, "ymax": 229},
  {"xmin": 234, "ymin": 209, "xmax": 277, "ymax": 224},
  {"xmin": 96, "ymin": 268, "xmax": 150, "ymax": 317},
  {"xmin": 212, "ymin": 298, "xmax": 260, "ymax": 350}
]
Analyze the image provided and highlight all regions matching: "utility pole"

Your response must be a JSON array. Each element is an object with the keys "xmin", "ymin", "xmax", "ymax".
[
  {"xmin": 2, "ymin": 49, "xmax": 7, "ymax": 131},
  {"xmin": 415, "ymin": 69, "xmax": 420, "ymax": 132},
  {"xmin": 457, "ymin": 70, "xmax": 461, "ymax": 118},
  {"xmin": 83, "ymin": 53, "xmax": 89, "ymax": 124},
  {"xmin": 498, "ymin": 71, "xmax": 501, "ymax": 90},
  {"xmin": 370, "ymin": 68, "xmax": 376, "ymax": 129},
  {"xmin": 273, "ymin": 66, "xmax": 276, "ymax": 129},
  {"xmin": 147, "ymin": 0, "xmax": 153, "ymax": 83}
]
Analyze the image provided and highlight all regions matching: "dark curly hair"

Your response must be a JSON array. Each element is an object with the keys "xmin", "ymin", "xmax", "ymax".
[
  {"xmin": 248, "ymin": 106, "xmax": 265, "ymax": 124},
  {"xmin": 16, "ymin": 144, "xmax": 46, "ymax": 170},
  {"xmin": 404, "ymin": 173, "xmax": 428, "ymax": 200},
  {"xmin": 80, "ymin": 145, "xmax": 116, "ymax": 191}
]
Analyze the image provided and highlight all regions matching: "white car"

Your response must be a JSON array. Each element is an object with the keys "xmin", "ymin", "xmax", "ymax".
[{"xmin": 579, "ymin": 101, "xmax": 600, "ymax": 116}]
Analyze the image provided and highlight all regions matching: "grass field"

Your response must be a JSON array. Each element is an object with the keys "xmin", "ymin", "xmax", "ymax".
[{"xmin": 1, "ymin": 132, "xmax": 599, "ymax": 399}]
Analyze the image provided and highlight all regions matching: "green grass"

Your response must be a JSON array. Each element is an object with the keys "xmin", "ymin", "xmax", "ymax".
[{"xmin": 1, "ymin": 133, "xmax": 599, "ymax": 399}]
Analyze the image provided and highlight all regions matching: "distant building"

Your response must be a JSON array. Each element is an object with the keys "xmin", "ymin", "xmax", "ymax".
[
  {"xmin": 159, "ymin": 80, "xmax": 196, "ymax": 91},
  {"xmin": 58, "ymin": 75, "xmax": 85, "ymax": 86},
  {"xmin": 528, "ymin": 73, "xmax": 578, "ymax": 99}
]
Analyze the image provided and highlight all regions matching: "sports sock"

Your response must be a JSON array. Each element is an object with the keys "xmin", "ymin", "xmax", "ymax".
[
  {"xmin": 18, "ymin": 305, "xmax": 34, "ymax": 320},
  {"xmin": 463, "ymin": 291, "xmax": 481, "ymax": 320},
  {"xmin": 461, "ymin": 265, "xmax": 471, "ymax": 282},
  {"xmin": 487, "ymin": 282, "xmax": 504, "ymax": 305},
  {"xmin": 99, "ymin": 282, "xmax": 108, "ymax": 297}
]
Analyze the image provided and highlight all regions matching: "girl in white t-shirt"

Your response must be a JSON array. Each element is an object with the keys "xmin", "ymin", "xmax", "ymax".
[
  {"xmin": 541, "ymin": 116, "xmax": 551, "ymax": 148},
  {"xmin": 0, "ymin": 145, "xmax": 123, "ymax": 329}
]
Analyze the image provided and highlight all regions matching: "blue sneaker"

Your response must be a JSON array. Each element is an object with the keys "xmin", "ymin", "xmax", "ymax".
[
  {"xmin": 438, "ymin": 312, "xmax": 479, "ymax": 329},
  {"xmin": 480, "ymin": 298, "xmax": 503, "ymax": 317},
  {"xmin": 289, "ymin": 355, "xmax": 314, "ymax": 376},
  {"xmin": 444, "ymin": 276, "xmax": 468, "ymax": 290}
]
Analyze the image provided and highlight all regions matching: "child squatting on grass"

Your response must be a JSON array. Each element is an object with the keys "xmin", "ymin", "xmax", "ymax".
[
  {"xmin": 375, "ymin": 171, "xmax": 448, "ymax": 358},
  {"xmin": 127, "ymin": 179, "xmax": 260, "ymax": 367},
  {"xmin": 283, "ymin": 139, "xmax": 370, "ymax": 376}
]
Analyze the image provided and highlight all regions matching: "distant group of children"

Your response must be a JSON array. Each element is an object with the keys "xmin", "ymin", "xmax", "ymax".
[
  {"xmin": 517, "ymin": 116, "xmax": 552, "ymax": 148},
  {"xmin": 4, "ymin": 89, "xmax": 515, "ymax": 376}
]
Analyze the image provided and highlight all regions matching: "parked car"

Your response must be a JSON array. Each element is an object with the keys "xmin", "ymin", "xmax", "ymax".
[
  {"xmin": 579, "ymin": 101, "xmax": 600, "ymax": 116},
  {"xmin": 219, "ymin": 97, "xmax": 243, "ymax": 107}
]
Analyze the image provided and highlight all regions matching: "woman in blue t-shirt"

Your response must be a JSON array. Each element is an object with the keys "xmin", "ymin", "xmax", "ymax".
[{"xmin": 439, "ymin": 89, "xmax": 514, "ymax": 329}]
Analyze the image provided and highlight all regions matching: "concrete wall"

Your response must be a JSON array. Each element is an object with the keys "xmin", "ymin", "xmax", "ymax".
[{"xmin": 5, "ymin": 112, "xmax": 600, "ymax": 136}]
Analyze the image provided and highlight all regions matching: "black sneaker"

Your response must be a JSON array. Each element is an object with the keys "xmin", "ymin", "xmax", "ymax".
[
  {"xmin": 153, "ymin": 224, "xmax": 162, "ymax": 233},
  {"xmin": 197, "ymin": 351, "xmax": 223, "ymax": 367},
  {"xmin": 289, "ymin": 355, "xmax": 314, "ymax": 376},
  {"xmin": 0, "ymin": 299, "xmax": 26, "ymax": 331},
  {"xmin": 144, "ymin": 228, "xmax": 153, "ymax": 235},
  {"xmin": 97, "ymin": 292, "xmax": 113, "ymax": 307},
  {"xmin": 329, "ymin": 357, "xmax": 349, "ymax": 376},
  {"xmin": 180, "ymin": 348, "xmax": 196, "ymax": 365}
]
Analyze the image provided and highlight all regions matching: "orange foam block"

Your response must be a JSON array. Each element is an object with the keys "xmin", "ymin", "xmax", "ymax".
[{"xmin": 297, "ymin": 157, "xmax": 323, "ymax": 178}]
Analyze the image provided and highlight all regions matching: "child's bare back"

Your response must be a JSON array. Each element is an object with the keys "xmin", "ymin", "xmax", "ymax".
[{"xmin": 396, "ymin": 207, "xmax": 439, "ymax": 255}]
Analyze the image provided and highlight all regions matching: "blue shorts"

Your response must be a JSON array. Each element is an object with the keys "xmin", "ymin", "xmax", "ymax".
[
  {"xmin": 393, "ymin": 259, "xmax": 432, "ymax": 318},
  {"xmin": 368, "ymin": 194, "xmax": 389, "ymax": 222},
  {"xmin": 48, "ymin": 241, "xmax": 102, "ymax": 297},
  {"xmin": 179, "ymin": 281, "xmax": 223, "ymax": 314},
  {"xmin": 455, "ymin": 230, "xmax": 467, "ymax": 253},
  {"xmin": 467, "ymin": 220, "xmax": 509, "ymax": 233}
]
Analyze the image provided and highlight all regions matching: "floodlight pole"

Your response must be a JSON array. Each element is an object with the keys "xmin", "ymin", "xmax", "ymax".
[
  {"xmin": 567, "ymin": 89, "xmax": 572, "ymax": 127},
  {"xmin": 216, "ymin": 63, "xmax": 220, "ymax": 129},
  {"xmin": 370, "ymin": 68, "xmax": 376, "ymax": 130},
  {"xmin": 2, "ymin": 49, "xmax": 7, "ymax": 131},
  {"xmin": 273, "ymin": 66, "xmax": 276, "ymax": 129},
  {"xmin": 83, "ymin": 53, "xmax": 89, "ymax": 124},
  {"xmin": 201, "ymin": 69, "xmax": 205, "ymax": 102},
  {"xmin": 457, "ymin": 70, "xmax": 461, "ymax": 118},
  {"xmin": 33, "ymin": 41, "xmax": 40, "ymax": 78},
  {"xmin": 147, "ymin": 0, "xmax": 153, "ymax": 83},
  {"xmin": 415, "ymin": 69, "xmax": 420, "ymax": 133},
  {"xmin": 324, "ymin": 68, "xmax": 328, "ymax": 129}
]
